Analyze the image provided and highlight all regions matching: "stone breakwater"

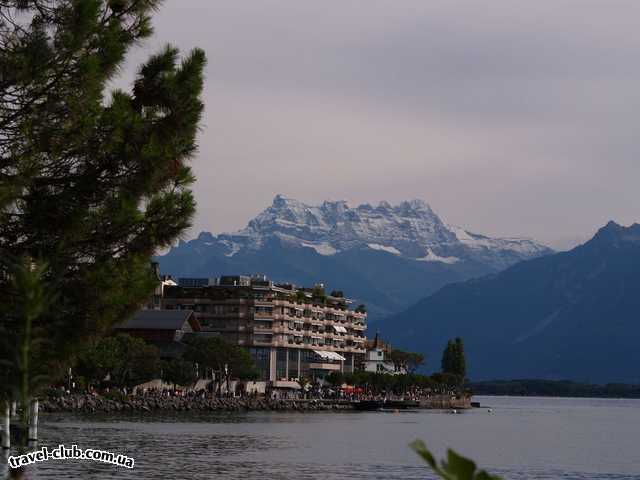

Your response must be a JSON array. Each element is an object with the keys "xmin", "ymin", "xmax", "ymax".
[
  {"xmin": 40, "ymin": 394, "xmax": 354, "ymax": 414},
  {"xmin": 40, "ymin": 394, "xmax": 471, "ymax": 414}
]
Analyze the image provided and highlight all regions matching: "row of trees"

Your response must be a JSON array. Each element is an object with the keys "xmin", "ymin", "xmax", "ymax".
[
  {"xmin": 71, "ymin": 335, "xmax": 257, "ymax": 392},
  {"xmin": 325, "ymin": 370, "xmax": 466, "ymax": 394},
  {"xmin": 182, "ymin": 337, "xmax": 257, "ymax": 390}
]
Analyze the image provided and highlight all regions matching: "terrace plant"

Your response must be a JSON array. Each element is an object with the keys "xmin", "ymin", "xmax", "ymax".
[{"xmin": 355, "ymin": 304, "xmax": 367, "ymax": 314}]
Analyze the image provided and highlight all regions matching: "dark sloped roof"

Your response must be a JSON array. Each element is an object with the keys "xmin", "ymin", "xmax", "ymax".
[{"xmin": 116, "ymin": 309, "xmax": 198, "ymax": 331}]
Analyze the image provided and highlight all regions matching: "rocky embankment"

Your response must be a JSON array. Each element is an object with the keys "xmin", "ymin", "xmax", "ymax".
[{"xmin": 40, "ymin": 394, "xmax": 352, "ymax": 414}]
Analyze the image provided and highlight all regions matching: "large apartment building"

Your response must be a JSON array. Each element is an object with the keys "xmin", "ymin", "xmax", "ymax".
[{"xmin": 161, "ymin": 275, "xmax": 367, "ymax": 385}]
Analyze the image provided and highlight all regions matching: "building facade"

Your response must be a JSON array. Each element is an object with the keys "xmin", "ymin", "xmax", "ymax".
[
  {"xmin": 161, "ymin": 275, "xmax": 367, "ymax": 384},
  {"xmin": 362, "ymin": 333, "xmax": 406, "ymax": 375}
]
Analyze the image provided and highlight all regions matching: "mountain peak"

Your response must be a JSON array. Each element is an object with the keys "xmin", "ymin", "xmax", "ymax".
[
  {"xmin": 591, "ymin": 221, "xmax": 640, "ymax": 246},
  {"xmin": 396, "ymin": 199, "xmax": 435, "ymax": 217},
  {"xmin": 271, "ymin": 194, "xmax": 300, "ymax": 208}
]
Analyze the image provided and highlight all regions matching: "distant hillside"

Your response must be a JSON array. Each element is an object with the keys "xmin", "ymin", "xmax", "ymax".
[
  {"xmin": 470, "ymin": 379, "xmax": 640, "ymax": 398},
  {"xmin": 157, "ymin": 195, "xmax": 551, "ymax": 321},
  {"xmin": 384, "ymin": 221, "xmax": 640, "ymax": 383}
]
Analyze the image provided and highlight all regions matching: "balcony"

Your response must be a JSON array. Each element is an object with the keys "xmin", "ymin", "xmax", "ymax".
[{"xmin": 253, "ymin": 326, "xmax": 274, "ymax": 333}]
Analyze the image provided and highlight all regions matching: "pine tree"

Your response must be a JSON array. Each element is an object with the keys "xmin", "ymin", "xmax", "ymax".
[
  {"xmin": 441, "ymin": 338, "xmax": 467, "ymax": 381},
  {"xmin": 0, "ymin": 1, "xmax": 206, "ymax": 385},
  {"xmin": 441, "ymin": 340, "xmax": 455, "ymax": 374},
  {"xmin": 453, "ymin": 337, "xmax": 467, "ymax": 379}
]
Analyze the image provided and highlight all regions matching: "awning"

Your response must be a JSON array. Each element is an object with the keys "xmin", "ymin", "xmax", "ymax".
[
  {"xmin": 313, "ymin": 350, "xmax": 346, "ymax": 361},
  {"xmin": 333, "ymin": 325, "xmax": 347, "ymax": 334}
]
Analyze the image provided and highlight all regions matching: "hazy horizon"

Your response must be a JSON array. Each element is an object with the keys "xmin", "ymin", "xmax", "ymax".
[{"xmin": 118, "ymin": 1, "xmax": 640, "ymax": 250}]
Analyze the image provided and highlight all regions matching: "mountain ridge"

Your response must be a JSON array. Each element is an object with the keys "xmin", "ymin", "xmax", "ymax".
[
  {"xmin": 185, "ymin": 195, "xmax": 552, "ymax": 267},
  {"xmin": 383, "ymin": 220, "xmax": 640, "ymax": 383}
]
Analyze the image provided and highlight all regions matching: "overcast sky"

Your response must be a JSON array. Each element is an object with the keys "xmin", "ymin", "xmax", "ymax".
[{"xmin": 121, "ymin": 0, "xmax": 640, "ymax": 250}]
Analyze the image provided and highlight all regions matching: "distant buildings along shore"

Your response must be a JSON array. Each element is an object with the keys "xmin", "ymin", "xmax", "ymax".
[{"xmin": 147, "ymin": 272, "xmax": 368, "ymax": 385}]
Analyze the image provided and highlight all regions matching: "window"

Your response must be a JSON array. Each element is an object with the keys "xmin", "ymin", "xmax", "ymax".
[
  {"xmin": 248, "ymin": 347, "xmax": 270, "ymax": 381},
  {"xmin": 288, "ymin": 349, "xmax": 299, "ymax": 379}
]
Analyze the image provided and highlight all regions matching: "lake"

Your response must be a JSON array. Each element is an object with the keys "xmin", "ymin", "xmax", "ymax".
[{"xmin": 4, "ymin": 396, "xmax": 640, "ymax": 479}]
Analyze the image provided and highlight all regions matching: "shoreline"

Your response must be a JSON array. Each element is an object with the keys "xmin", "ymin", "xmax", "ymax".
[
  {"xmin": 40, "ymin": 393, "xmax": 471, "ymax": 414},
  {"xmin": 474, "ymin": 393, "xmax": 640, "ymax": 401}
]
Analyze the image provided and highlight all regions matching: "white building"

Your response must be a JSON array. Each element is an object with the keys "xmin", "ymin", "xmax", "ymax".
[{"xmin": 362, "ymin": 333, "xmax": 406, "ymax": 375}]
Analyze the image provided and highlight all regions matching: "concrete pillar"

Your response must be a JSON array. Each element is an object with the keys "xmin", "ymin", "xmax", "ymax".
[
  {"xmin": 269, "ymin": 348, "xmax": 277, "ymax": 383},
  {"xmin": 1, "ymin": 401, "xmax": 9, "ymax": 450},
  {"xmin": 28, "ymin": 399, "xmax": 38, "ymax": 442},
  {"xmin": 10, "ymin": 401, "xmax": 16, "ymax": 418}
]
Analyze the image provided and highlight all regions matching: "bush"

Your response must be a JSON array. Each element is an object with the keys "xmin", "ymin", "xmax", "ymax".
[{"xmin": 43, "ymin": 387, "xmax": 65, "ymax": 399}]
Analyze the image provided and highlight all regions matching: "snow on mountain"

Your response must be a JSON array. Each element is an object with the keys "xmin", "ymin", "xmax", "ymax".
[
  {"xmin": 367, "ymin": 244, "xmax": 402, "ymax": 255},
  {"xmin": 202, "ymin": 195, "xmax": 552, "ymax": 267},
  {"xmin": 416, "ymin": 249, "xmax": 460, "ymax": 264}
]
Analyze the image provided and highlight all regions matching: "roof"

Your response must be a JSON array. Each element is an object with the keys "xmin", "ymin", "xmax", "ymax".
[{"xmin": 116, "ymin": 309, "xmax": 200, "ymax": 332}]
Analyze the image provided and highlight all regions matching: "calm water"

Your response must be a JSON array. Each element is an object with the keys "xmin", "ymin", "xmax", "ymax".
[{"xmin": 3, "ymin": 396, "xmax": 640, "ymax": 479}]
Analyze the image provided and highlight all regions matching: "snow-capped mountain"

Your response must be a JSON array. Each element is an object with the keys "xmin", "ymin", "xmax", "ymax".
[
  {"xmin": 198, "ymin": 195, "xmax": 551, "ymax": 270},
  {"xmin": 157, "ymin": 195, "xmax": 552, "ymax": 321}
]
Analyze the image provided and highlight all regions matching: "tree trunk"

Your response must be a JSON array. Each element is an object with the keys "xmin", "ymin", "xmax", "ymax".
[
  {"xmin": 28, "ymin": 399, "xmax": 39, "ymax": 442},
  {"xmin": 1, "ymin": 401, "xmax": 9, "ymax": 450}
]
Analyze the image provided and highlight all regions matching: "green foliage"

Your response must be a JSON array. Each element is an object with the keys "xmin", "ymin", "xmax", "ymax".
[
  {"xmin": 340, "ymin": 371, "xmax": 461, "ymax": 394},
  {"xmin": 355, "ymin": 304, "xmax": 367, "ymax": 314},
  {"xmin": 329, "ymin": 290, "xmax": 344, "ymax": 298},
  {"xmin": 103, "ymin": 389, "xmax": 128, "ymax": 403},
  {"xmin": 183, "ymin": 337, "xmax": 256, "ymax": 384},
  {"xmin": 411, "ymin": 440, "xmax": 502, "ymax": 480},
  {"xmin": 162, "ymin": 358, "xmax": 197, "ymax": 388},
  {"xmin": 442, "ymin": 338, "xmax": 467, "ymax": 381},
  {"xmin": 76, "ymin": 334, "xmax": 161, "ymax": 388},
  {"xmin": 388, "ymin": 349, "xmax": 425, "ymax": 374},
  {"xmin": 431, "ymin": 372, "xmax": 463, "ymax": 389},
  {"xmin": 326, "ymin": 371, "xmax": 344, "ymax": 387},
  {"xmin": 229, "ymin": 345, "xmax": 258, "ymax": 381},
  {"xmin": 311, "ymin": 285, "xmax": 327, "ymax": 305},
  {"xmin": 0, "ymin": 0, "xmax": 206, "ymax": 390},
  {"xmin": 0, "ymin": 257, "xmax": 57, "ymax": 443}
]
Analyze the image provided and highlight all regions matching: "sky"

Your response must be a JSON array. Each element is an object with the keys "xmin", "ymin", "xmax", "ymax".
[{"xmin": 120, "ymin": 0, "xmax": 640, "ymax": 250}]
